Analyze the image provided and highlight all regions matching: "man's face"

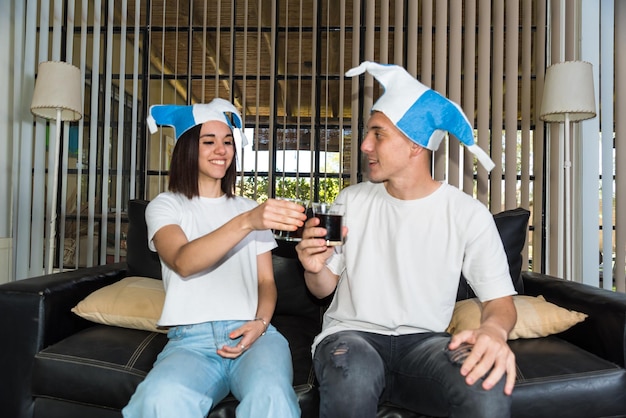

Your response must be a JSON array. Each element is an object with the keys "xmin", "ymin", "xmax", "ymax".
[{"xmin": 360, "ymin": 111, "xmax": 417, "ymax": 183}]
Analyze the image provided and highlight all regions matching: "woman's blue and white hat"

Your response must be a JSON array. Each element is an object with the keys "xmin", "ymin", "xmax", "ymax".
[
  {"xmin": 147, "ymin": 98, "xmax": 248, "ymax": 145},
  {"xmin": 346, "ymin": 61, "xmax": 495, "ymax": 171}
]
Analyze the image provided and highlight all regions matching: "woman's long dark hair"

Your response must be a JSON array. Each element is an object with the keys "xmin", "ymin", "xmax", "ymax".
[{"xmin": 168, "ymin": 124, "xmax": 238, "ymax": 198}]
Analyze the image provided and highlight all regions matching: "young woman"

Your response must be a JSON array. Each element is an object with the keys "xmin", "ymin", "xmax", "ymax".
[{"xmin": 122, "ymin": 99, "xmax": 305, "ymax": 418}]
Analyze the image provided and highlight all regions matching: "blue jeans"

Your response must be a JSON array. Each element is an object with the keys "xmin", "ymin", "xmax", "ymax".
[
  {"xmin": 313, "ymin": 331, "xmax": 511, "ymax": 418},
  {"xmin": 122, "ymin": 320, "xmax": 300, "ymax": 418}
]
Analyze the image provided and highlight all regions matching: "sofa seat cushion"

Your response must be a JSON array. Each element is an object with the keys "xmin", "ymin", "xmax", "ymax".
[
  {"xmin": 33, "ymin": 315, "xmax": 320, "ymax": 414},
  {"xmin": 376, "ymin": 336, "xmax": 626, "ymax": 418},
  {"xmin": 511, "ymin": 336, "xmax": 626, "ymax": 418},
  {"xmin": 33, "ymin": 325, "xmax": 168, "ymax": 410}
]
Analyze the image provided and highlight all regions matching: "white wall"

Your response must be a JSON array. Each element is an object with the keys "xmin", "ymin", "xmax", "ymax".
[
  {"xmin": 579, "ymin": 0, "xmax": 602, "ymax": 287},
  {"xmin": 0, "ymin": 239, "xmax": 12, "ymax": 284},
  {"xmin": 0, "ymin": 0, "xmax": 14, "ymax": 282}
]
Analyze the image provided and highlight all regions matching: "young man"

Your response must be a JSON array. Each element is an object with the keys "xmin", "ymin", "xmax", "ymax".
[{"xmin": 296, "ymin": 62, "xmax": 517, "ymax": 418}]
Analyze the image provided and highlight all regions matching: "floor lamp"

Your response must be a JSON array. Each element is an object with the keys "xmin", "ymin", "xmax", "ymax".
[
  {"xmin": 31, "ymin": 61, "xmax": 83, "ymax": 274},
  {"xmin": 539, "ymin": 61, "xmax": 596, "ymax": 281}
]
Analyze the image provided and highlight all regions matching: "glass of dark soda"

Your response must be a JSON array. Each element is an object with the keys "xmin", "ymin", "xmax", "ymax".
[
  {"xmin": 273, "ymin": 198, "xmax": 308, "ymax": 241},
  {"xmin": 312, "ymin": 202, "xmax": 344, "ymax": 246}
]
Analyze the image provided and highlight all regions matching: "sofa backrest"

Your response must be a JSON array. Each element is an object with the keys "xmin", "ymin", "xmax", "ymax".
[
  {"xmin": 272, "ymin": 241, "xmax": 329, "ymax": 320},
  {"xmin": 127, "ymin": 199, "xmax": 529, "ymax": 315},
  {"xmin": 127, "ymin": 199, "xmax": 162, "ymax": 280}
]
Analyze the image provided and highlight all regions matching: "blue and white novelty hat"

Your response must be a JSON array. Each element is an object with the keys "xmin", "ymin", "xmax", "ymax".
[
  {"xmin": 147, "ymin": 98, "xmax": 248, "ymax": 145},
  {"xmin": 346, "ymin": 61, "xmax": 495, "ymax": 171}
]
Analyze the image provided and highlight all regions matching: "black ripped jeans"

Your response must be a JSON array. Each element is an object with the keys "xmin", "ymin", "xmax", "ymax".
[{"xmin": 313, "ymin": 331, "xmax": 511, "ymax": 418}]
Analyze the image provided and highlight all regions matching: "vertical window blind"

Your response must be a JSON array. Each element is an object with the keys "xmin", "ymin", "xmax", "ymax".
[
  {"xmin": 543, "ymin": 0, "xmax": 624, "ymax": 290},
  {"xmin": 612, "ymin": 0, "xmax": 626, "ymax": 291},
  {"xmin": 8, "ymin": 0, "xmax": 622, "ymax": 290}
]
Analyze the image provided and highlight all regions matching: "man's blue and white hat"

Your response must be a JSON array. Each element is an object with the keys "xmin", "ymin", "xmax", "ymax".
[
  {"xmin": 147, "ymin": 98, "xmax": 248, "ymax": 145},
  {"xmin": 346, "ymin": 61, "xmax": 495, "ymax": 171}
]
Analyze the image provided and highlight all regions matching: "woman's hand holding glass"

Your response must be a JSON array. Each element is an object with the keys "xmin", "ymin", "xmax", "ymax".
[
  {"xmin": 273, "ymin": 198, "xmax": 310, "ymax": 241},
  {"xmin": 246, "ymin": 198, "xmax": 307, "ymax": 233}
]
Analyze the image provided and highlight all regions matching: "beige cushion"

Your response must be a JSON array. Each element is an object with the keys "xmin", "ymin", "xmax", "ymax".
[
  {"xmin": 446, "ymin": 295, "xmax": 588, "ymax": 340},
  {"xmin": 72, "ymin": 276, "xmax": 167, "ymax": 333}
]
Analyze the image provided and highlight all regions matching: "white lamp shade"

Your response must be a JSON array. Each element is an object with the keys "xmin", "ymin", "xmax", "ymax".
[
  {"xmin": 31, "ymin": 61, "xmax": 83, "ymax": 121},
  {"xmin": 539, "ymin": 61, "xmax": 596, "ymax": 123}
]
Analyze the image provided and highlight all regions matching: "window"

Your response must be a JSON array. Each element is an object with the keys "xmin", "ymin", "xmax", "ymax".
[{"xmin": 27, "ymin": 0, "xmax": 545, "ymax": 277}]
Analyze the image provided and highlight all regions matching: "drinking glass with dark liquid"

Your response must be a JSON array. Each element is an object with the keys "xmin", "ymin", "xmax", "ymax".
[
  {"xmin": 273, "ymin": 198, "xmax": 309, "ymax": 242},
  {"xmin": 312, "ymin": 202, "xmax": 344, "ymax": 246}
]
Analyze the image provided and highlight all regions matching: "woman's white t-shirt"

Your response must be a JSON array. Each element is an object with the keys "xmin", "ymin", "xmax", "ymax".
[
  {"xmin": 314, "ymin": 181, "xmax": 516, "ymax": 351},
  {"xmin": 146, "ymin": 192, "xmax": 276, "ymax": 327}
]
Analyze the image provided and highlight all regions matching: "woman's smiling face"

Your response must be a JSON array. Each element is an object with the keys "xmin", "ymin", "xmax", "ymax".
[{"xmin": 197, "ymin": 120, "xmax": 235, "ymax": 182}]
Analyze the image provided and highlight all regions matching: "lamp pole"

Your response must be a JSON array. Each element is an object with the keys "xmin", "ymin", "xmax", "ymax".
[
  {"xmin": 45, "ymin": 108, "xmax": 63, "ymax": 274},
  {"xmin": 564, "ymin": 112, "xmax": 571, "ymax": 281}
]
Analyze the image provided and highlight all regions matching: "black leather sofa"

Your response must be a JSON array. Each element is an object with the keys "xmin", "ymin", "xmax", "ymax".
[{"xmin": 2, "ymin": 201, "xmax": 626, "ymax": 418}]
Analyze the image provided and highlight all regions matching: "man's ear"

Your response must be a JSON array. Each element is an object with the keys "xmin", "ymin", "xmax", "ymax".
[{"xmin": 410, "ymin": 142, "xmax": 426, "ymax": 156}]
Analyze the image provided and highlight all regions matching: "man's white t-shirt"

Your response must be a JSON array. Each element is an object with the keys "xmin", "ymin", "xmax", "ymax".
[
  {"xmin": 314, "ymin": 181, "xmax": 516, "ymax": 352},
  {"xmin": 146, "ymin": 192, "xmax": 276, "ymax": 327}
]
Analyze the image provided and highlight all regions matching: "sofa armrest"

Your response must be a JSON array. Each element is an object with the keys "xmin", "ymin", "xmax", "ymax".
[
  {"xmin": 0, "ymin": 263, "xmax": 127, "ymax": 418},
  {"xmin": 522, "ymin": 271, "xmax": 626, "ymax": 367}
]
